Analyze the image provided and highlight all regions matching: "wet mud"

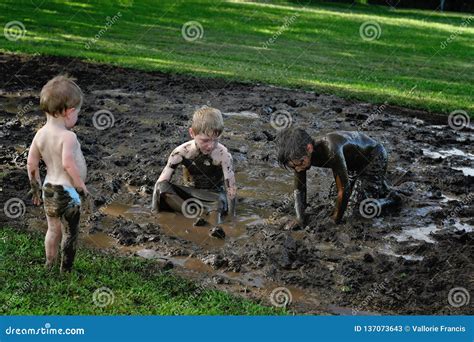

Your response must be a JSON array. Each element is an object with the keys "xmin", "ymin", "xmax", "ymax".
[{"xmin": 1, "ymin": 53, "xmax": 473, "ymax": 314}]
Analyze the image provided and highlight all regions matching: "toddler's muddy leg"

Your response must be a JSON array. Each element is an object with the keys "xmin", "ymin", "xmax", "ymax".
[
  {"xmin": 45, "ymin": 215, "xmax": 62, "ymax": 269},
  {"xmin": 60, "ymin": 206, "xmax": 80, "ymax": 272}
]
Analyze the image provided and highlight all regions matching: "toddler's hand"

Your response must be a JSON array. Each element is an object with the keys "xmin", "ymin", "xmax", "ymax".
[{"xmin": 28, "ymin": 181, "xmax": 42, "ymax": 206}]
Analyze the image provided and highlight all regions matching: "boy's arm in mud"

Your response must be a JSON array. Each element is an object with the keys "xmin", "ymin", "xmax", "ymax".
[
  {"xmin": 152, "ymin": 148, "xmax": 182, "ymax": 212},
  {"xmin": 27, "ymin": 134, "xmax": 42, "ymax": 206},
  {"xmin": 293, "ymin": 170, "xmax": 307, "ymax": 224},
  {"xmin": 331, "ymin": 153, "xmax": 351, "ymax": 224},
  {"xmin": 62, "ymin": 132, "xmax": 88, "ymax": 195},
  {"xmin": 221, "ymin": 148, "xmax": 236, "ymax": 216}
]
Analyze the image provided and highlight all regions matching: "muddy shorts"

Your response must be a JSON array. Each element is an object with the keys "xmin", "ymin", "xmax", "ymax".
[
  {"xmin": 355, "ymin": 144, "xmax": 390, "ymax": 200},
  {"xmin": 42, "ymin": 183, "xmax": 81, "ymax": 272},
  {"xmin": 42, "ymin": 183, "xmax": 81, "ymax": 218}
]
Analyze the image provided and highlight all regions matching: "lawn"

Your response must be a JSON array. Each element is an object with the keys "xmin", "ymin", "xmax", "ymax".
[
  {"xmin": 0, "ymin": 227, "xmax": 283, "ymax": 315},
  {"xmin": 0, "ymin": 0, "xmax": 472, "ymax": 114}
]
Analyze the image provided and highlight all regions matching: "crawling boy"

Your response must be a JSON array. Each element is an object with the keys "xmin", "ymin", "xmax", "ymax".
[
  {"xmin": 277, "ymin": 128, "xmax": 400, "ymax": 224},
  {"xmin": 152, "ymin": 106, "xmax": 236, "ymax": 224},
  {"xmin": 27, "ymin": 75, "xmax": 88, "ymax": 272}
]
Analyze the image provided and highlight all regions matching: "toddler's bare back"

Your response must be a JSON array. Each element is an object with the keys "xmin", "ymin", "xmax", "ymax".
[{"xmin": 33, "ymin": 125, "xmax": 87, "ymax": 187}]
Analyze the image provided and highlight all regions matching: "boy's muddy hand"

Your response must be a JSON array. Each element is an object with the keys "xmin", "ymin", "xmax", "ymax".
[
  {"xmin": 331, "ymin": 212, "xmax": 342, "ymax": 225},
  {"xmin": 29, "ymin": 189, "xmax": 42, "ymax": 205},
  {"xmin": 76, "ymin": 187, "xmax": 92, "ymax": 214},
  {"xmin": 283, "ymin": 218, "xmax": 302, "ymax": 230},
  {"xmin": 75, "ymin": 186, "xmax": 89, "ymax": 197},
  {"xmin": 83, "ymin": 195, "xmax": 93, "ymax": 215},
  {"xmin": 28, "ymin": 181, "xmax": 42, "ymax": 205}
]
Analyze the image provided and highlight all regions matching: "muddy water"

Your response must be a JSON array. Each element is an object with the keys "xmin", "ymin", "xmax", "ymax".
[{"xmin": 2, "ymin": 53, "xmax": 473, "ymax": 315}]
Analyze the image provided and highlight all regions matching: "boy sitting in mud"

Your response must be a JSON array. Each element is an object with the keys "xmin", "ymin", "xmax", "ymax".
[
  {"xmin": 27, "ymin": 75, "xmax": 89, "ymax": 272},
  {"xmin": 151, "ymin": 106, "xmax": 236, "ymax": 224},
  {"xmin": 277, "ymin": 128, "xmax": 400, "ymax": 225}
]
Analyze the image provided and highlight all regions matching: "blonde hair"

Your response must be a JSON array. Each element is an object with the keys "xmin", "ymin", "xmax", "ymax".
[
  {"xmin": 40, "ymin": 75, "xmax": 83, "ymax": 117},
  {"xmin": 191, "ymin": 106, "xmax": 224, "ymax": 137}
]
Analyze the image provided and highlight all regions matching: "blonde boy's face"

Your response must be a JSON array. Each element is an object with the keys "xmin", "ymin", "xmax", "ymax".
[{"xmin": 189, "ymin": 128, "xmax": 220, "ymax": 155}]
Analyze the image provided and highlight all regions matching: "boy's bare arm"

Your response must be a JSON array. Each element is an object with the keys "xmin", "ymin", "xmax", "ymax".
[
  {"xmin": 293, "ymin": 170, "xmax": 307, "ymax": 224},
  {"xmin": 27, "ymin": 135, "xmax": 42, "ymax": 206},
  {"xmin": 331, "ymin": 153, "xmax": 351, "ymax": 224},
  {"xmin": 221, "ymin": 150, "xmax": 236, "ymax": 216},
  {"xmin": 62, "ymin": 132, "xmax": 88, "ymax": 194},
  {"xmin": 152, "ymin": 149, "xmax": 182, "ymax": 212}
]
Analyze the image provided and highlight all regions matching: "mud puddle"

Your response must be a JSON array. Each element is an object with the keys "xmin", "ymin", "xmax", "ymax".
[{"xmin": 1, "ymin": 53, "xmax": 473, "ymax": 315}]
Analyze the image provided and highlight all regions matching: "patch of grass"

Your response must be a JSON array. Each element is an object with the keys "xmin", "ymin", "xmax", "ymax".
[
  {"xmin": 0, "ymin": 227, "xmax": 284, "ymax": 315},
  {"xmin": 0, "ymin": 0, "xmax": 472, "ymax": 114}
]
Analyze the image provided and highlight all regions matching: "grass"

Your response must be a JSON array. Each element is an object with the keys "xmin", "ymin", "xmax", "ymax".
[
  {"xmin": 0, "ymin": 226, "xmax": 284, "ymax": 315},
  {"xmin": 0, "ymin": 0, "xmax": 472, "ymax": 115}
]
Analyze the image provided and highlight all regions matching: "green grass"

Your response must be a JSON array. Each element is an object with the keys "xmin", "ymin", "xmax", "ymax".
[
  {"xmin": 0, "ymin": 227, "xmax": 284, "ymax": 315},
  {"xmin": 0, "ymin": 0, "xmax": 473, "ymax": 114}
]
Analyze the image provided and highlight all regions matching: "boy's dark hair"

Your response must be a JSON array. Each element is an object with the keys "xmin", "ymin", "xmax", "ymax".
[{"xmin": 276, "ymin": 127, "xmax": 314, "ymax": 169}]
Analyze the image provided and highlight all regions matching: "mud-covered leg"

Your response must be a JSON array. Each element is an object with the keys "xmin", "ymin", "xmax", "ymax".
[
  {"xmin": 162, "ymin": 193, "xmax": 186, "ymax": 213},
  {"xmin": 45, "ymin": 215, "xmax": 62, "ymax": 269},
  {"xmin": 60, "ymin": 206, "xmax": 80, "ymax": 272},
  {"xmin": 152, "ymin": 180, "xmax": 186, "ymax": 213}
]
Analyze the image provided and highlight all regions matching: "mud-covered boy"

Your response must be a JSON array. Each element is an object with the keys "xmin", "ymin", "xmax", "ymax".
[
  {"xmin": 152, "ymin": 106, "xmax": 236, "ymax": 224},
  {"xmin": 27, "ymin": 75, "xmax": 88, "ymax": 272},
  {"xmin": 277, "ymin": 128, "xmax": 400, "ymax": 224}
]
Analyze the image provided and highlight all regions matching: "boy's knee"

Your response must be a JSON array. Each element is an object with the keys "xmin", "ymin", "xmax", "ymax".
[{"xmin": 157, "ymin": 180, "xmax": 174, "ymax": 194}]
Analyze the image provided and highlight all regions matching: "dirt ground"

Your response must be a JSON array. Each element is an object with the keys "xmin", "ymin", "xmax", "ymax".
[{"xmin": 1, "ymin": 53, "xmax": 473, "ymax": 315}]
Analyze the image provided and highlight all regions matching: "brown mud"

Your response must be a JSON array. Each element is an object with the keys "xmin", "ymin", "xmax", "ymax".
[{"xmin": 1, "ymin": 53, "xmax": 473, "ymax": 315}]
